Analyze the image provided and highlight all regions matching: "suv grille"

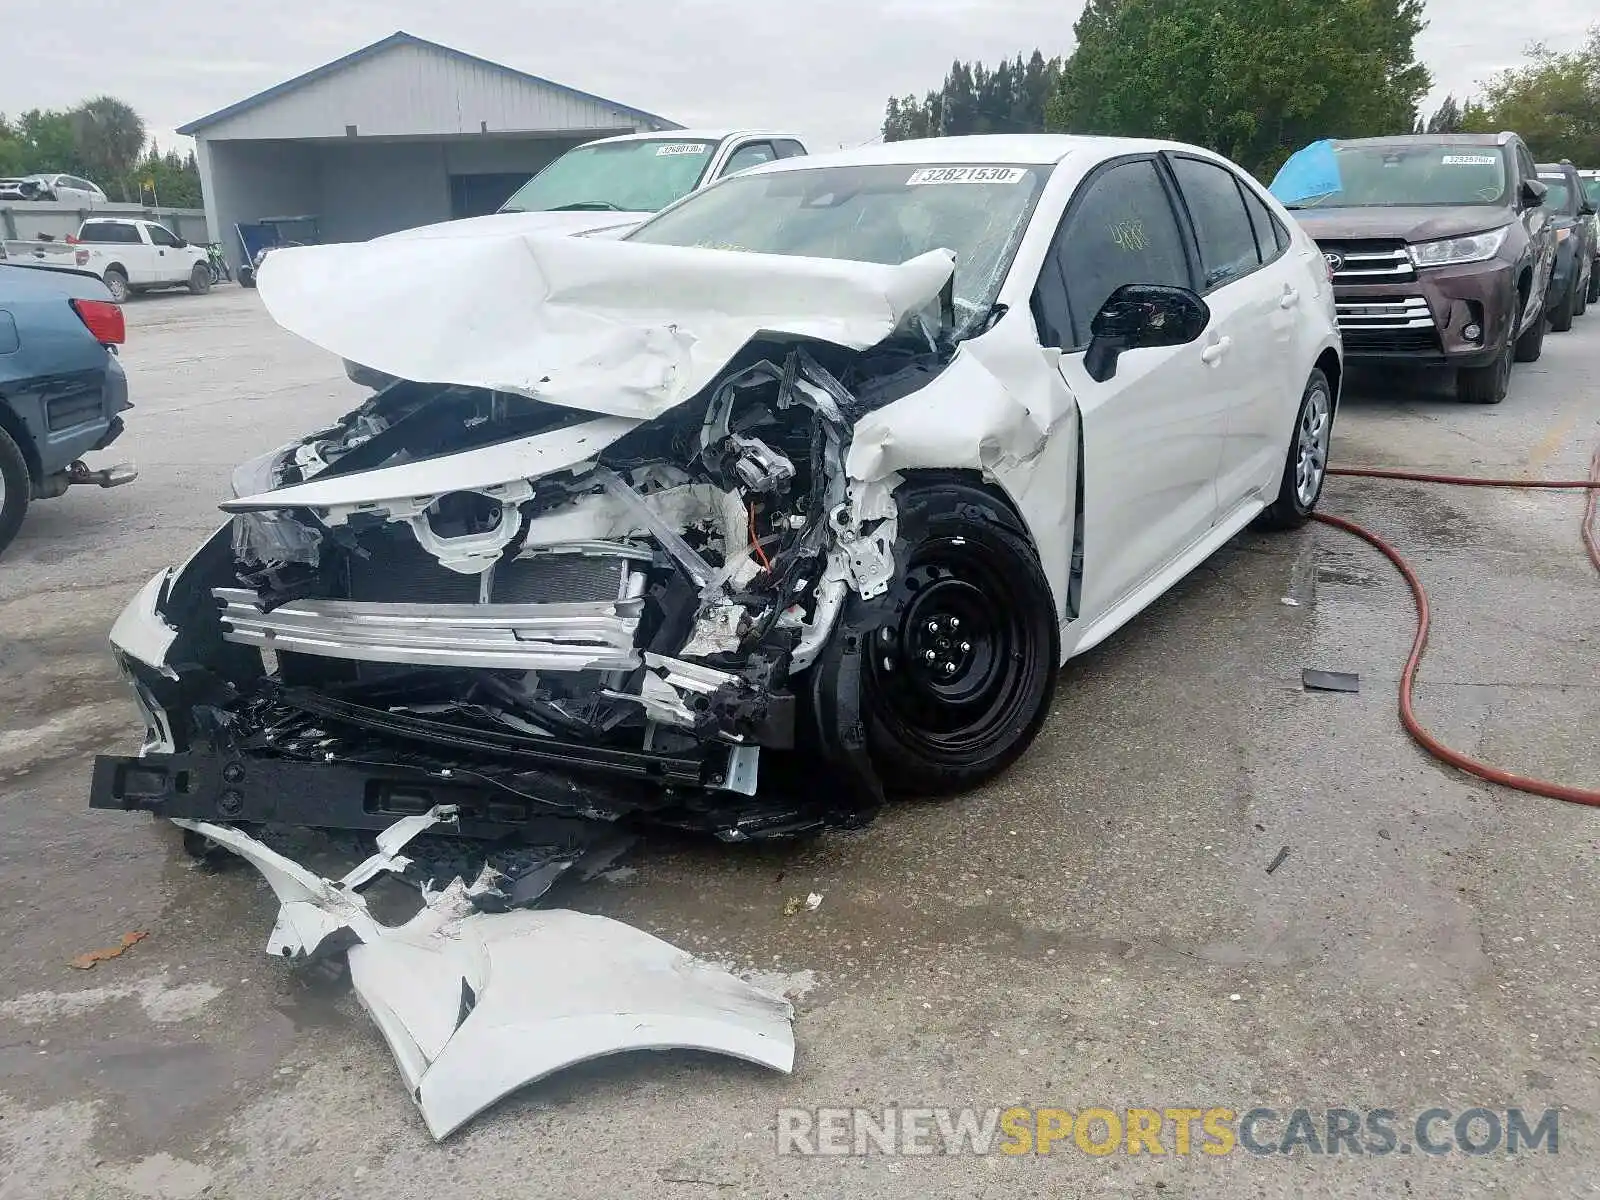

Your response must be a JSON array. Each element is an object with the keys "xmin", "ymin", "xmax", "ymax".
[
  {"xmin": 1336, "ymin": 296, "xmax": 1441, "ymax": 354},
  {"xmin": 1319, "ymin": 240, "xmax": 1417, "ymax": 284}
]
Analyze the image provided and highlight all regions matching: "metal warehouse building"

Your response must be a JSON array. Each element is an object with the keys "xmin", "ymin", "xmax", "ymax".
[{"xmin": 182, "ymin": 31, "xmax": 680, "ymax": 269}]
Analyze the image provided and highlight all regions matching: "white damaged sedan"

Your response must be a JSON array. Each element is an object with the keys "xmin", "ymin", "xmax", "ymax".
[{"xmin": 93, "ymin": 134, "xmax": 1341, "ymax": 848}]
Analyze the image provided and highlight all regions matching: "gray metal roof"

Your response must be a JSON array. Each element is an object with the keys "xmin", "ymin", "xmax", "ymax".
[{"xmin": 178, "ymin": 31, "xmax": 680, "ymax": 139}]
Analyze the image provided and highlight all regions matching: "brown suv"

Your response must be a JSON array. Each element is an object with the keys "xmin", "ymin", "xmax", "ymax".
[{"xmin": 1273, "ymin": 132, "xmax": 1558, "ymax": 403}]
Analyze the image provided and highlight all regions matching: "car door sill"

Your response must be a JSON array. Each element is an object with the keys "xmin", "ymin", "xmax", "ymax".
[{"xmin": 1062, "ymin": 497, "xmax": 1266, "ymax": 660}]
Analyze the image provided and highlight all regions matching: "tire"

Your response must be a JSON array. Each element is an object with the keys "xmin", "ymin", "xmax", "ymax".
[
  {"xmin": 239, "ymin": 266, "xmax": 256, "ymax": 289},
  {"xmin": 0, "ymin": 424, "xmax": 32, "ymax": 558},
  {"xmin": 102, "ymin": 267, "xmax": 129, "ymax": 304},
  {"xmin": 1456, "ymin": 332, "xmax": 1513, "ymax": 404},
  {"xmin": 1576, "ymin": 262, "xmax": 1590, "ymax": 316},
  {"xmin": 187, "ymin": 263, "xmax": 211, "ymax": 295},
  {"xmin": 857, "ymin": 483, "xmax": 1059, "ymax": 796},
  {"xmin": 205, "ymin": 261, "xmax": 222, "ymax": 287},
  {"xmin": 1256, "ymin": 368, "xmax": 1334, "ymax": 530},
  {"xmin": 1588, "ymin": 261, "xmax": 1600, "ymax": 305},
  {"xmin": 1549, "ymin": 274, "xmax": 1576, "ymax": 333},
  {"xmin": 1513, "ymin": 306, "xmax": 1546, "ymax": 362}
]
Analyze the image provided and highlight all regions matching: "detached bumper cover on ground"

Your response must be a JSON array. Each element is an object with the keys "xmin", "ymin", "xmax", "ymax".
[{"xmin": 178, "ymin": 808, "xmax": 794, "ymax": 1140}]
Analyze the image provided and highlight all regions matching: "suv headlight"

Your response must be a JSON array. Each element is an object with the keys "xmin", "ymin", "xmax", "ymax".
[{"xmin": 1408, "ymin": 227, "xmax": 1510, "ymax": 269}]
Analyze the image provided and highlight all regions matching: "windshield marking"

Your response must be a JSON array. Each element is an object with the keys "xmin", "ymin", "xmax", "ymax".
[
  {"xmin": 1441, "ymin": 155, "xmax": 1498, "ymax": 166},
  {"xmin": 906, "ymin": 166, "xmax": 1028, "ymax": 186},
  {"xmin": 656, "ymin": 144, "xmax": 712, "ymax": 157}
]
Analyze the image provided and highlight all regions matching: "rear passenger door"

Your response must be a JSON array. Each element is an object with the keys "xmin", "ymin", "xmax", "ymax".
[
  {"xmin": 1165, "ymin": 153, "xmax": 1300, "ymax": 509},
  {"xmin": 1035, "ymin": 155, "xmax": 1221, "ymax": 620}
]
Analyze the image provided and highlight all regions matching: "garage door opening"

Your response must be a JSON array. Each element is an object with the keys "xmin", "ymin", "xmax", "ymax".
[{"xmin": 450, "ymin": 173, "xmax": 535, "ymax": 219}]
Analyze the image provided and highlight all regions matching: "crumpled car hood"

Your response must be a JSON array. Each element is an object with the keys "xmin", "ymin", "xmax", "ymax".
[
  {"xmin": 377, "ymin": 209, "xmax": 645, "ymax": 242},
  {"xmin": 256, "ymin": 234, "xmax": 955, "ymax": 420}
]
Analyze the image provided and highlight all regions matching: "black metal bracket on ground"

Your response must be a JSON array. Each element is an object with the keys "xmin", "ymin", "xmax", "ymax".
[{"xmin": 89, "ymin": 750, "xmax": 599, "ymax": 841}]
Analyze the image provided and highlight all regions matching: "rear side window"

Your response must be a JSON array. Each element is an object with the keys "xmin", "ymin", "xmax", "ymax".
[
  {"xmin": 721, "ymin": 141, "xmax": 778, "ymax": 176},
  {"xmin": 79, "ymin": 221, "xmax": 138, "ymax": 244},
  {"xmin": 1239, "ymin": 183, "xmax": 1289, "ymax": 264},
  {"xmin": 1170, "ymin": 156, "xmax": 1261, "ymax": 289}
]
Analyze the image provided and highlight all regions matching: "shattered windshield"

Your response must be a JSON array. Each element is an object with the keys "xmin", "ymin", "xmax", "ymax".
[
  {"xmin": 625, "ymin": 162, "xmax": 1048, "ymax": 330},
  {"xmin": 500, "ymin": 139, "xmax": 718, "ymax": 214},
  {"xmin": 1275, "ymin": 144, "xmax": 1510, "ymax": 209}
]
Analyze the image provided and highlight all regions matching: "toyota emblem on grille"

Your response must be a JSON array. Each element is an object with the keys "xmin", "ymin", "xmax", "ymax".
[{"xmin": 1324, "ymin": 252, "xmax": 1344, "ymax": 272}]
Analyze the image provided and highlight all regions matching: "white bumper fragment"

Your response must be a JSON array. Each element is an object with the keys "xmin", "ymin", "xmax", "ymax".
[{"xmin": 175, "ymin": 812, "xmax": 795, "ymax": 1140}]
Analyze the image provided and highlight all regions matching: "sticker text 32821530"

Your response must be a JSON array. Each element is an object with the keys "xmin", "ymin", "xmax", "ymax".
[{"xmin": 906, "ymin": 166, "xmax": 1027, "ymax": 186}]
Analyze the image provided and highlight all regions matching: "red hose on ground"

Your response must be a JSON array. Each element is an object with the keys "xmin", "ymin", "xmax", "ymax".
[{"xmin": 1315, "ymin": 449, "xmax": 1600, "ymax": 806}]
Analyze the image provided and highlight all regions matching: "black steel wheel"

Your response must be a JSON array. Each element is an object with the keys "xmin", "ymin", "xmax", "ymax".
[{"xmin": 859, "ymin": 482, "xmax": 1058, "ymax": 796}]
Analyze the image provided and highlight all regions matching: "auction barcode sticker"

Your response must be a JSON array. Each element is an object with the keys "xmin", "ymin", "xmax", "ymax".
[
  {"xmin": 1441, "ymin": 155, "xmax": 1498, "ymax": 166},
  {"xmin": 656, "ymin": 143, "xmax": 709, "ymax": 156},
  {"xmin": 906, "ymin": 166, "xmax": 1027, "ymax": 186}
]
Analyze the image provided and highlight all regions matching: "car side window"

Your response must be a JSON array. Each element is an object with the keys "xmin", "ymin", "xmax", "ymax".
[
  {"xmin": 1170, "ymin": 156, "xmax": 1262, "ymax": 289},
  {"xmin": 774, "ymin": 139, "xmax": 806, "ymax": 159},
  {"xmin": 1238, "ymin": 182, "xmax": 1286, "ymax": 266},
  {"xmin": 721, "ymin": 142, "xmax": 778, "ymax": 177},
  {"xmin": 146, "ymin": 224, "xmax": 178, "ymax": 247},
  {"xmin": 80, "ymin": 221, "xmax": 128, "ymax": 243},
  {"xmin": 1037, "ymin": 158, "xmax": 1193, "ymax": 351}
]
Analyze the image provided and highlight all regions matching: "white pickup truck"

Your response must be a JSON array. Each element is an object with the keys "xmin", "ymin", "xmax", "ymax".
[{"xmin": 70, "ymin": 218, "xmax": 211, "ymax": 302}]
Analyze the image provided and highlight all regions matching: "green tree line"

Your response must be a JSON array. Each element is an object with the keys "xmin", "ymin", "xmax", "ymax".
[
  {"xmin": 884, "ymin": 7, "xmax": 1599, "ymax": 175},
  {"xmin": 883, "ymin": 0, "xmax": 1430, "ymax": 175},
  {"xmin": 1461, "ymin": 28, "xmax": 1600, "ymax": 164},
  {"xmin": 0, "ymin": 96, "xmax": 202, "ymax": 208}
]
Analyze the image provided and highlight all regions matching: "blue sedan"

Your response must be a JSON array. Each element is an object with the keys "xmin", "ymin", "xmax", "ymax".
[{"xmin": 0, "ymin": 263, "xmax": 137, "ymax": 556}]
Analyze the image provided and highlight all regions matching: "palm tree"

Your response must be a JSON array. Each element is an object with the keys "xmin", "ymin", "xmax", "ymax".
[{"xmin": 70, "ymin": 96, "xmax": 146, "ymax": 199}]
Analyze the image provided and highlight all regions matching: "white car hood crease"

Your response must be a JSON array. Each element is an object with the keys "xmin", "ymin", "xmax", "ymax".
[{"xmin": 257, "ymin": 234, "xmax": 957, "ymax": 421}]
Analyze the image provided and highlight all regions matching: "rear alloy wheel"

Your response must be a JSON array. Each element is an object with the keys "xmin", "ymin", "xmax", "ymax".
[
  {"xmin": 860, "ymin": 483, "xmax": 1058, "ymax": 796},
  {"xmin": 188, "ymin": 263, "xmax": 211, "ymax": 295},
  {"xmin": 1456, "ymin": 330, "xmax": 1513, "ymax": 404},
  {"xmin": 1257, "ymin": 368, "xmax": 1334, "ymax": 530},
  {"xmin": 0, "ymin": 425, "xmax": 32, "ymax": 558},
  {"xmin": 102, "ymin": 267, "xmax": 129, "ymax": 304}
]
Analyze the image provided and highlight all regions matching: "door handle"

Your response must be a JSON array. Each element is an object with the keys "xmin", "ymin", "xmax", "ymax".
[
  {"xmin": 1200, "ymin": 336, "xmax": 1232, "ymax": 365},
  {"xmin": 1279, "ymin": 286, "xmax": 1300, "ymax": 309}
]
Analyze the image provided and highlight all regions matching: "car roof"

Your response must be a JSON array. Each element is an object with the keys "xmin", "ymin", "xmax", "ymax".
[
  {"xmin": 585, "ymin": 128, "xmax": 806, "ymax": 147},
  {"xmin": 1333, "ymin": 132, "xmax": 1516, "ymax": 149},
  {"xmin": 1536, "ymin": 162, "xmax": 1576, "ymax": 174},
  {"xmin": 730, "ymin": 133, "xmax": 1196, "ymax": 173}
]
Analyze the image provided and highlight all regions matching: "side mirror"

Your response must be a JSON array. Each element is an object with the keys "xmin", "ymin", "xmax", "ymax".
[
  {"xmin": 1520, "ymin": 178, "xmax": 1548, "ymax": 208},
  {"xmin": 173, "ymin": 238, "xmax": 188, "ymax": 248},
  {"xmin": 1581, "ymin": 201, "xmax": 1597, "ymax": 217},
  {"xmin": 1084, "ymin": 284, "xmax": 1210, "ymax": 383}
]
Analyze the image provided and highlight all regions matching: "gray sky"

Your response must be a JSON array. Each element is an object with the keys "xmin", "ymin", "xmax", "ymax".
[{"xmin": 3, "ymin": 1, "xmax": 1594, "ymax": 153}]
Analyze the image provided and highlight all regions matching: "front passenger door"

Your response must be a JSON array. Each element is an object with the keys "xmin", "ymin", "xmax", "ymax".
[{"xmin": 1036, "ymin": 156, "xmax": 1222, "ymax": 624}]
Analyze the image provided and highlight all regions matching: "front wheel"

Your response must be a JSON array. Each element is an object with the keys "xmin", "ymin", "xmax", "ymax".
[
  {"xmin": 857, "ymin": 483, "xmax": 1059, "ymax": 796},
  {"xmin": 1256, "ymin": 368, "xmax": 1334, "ymax": 530},
  {"xmin": 1587, "ymin": 260, "xmax": 1600, "ymax": 305},
  {"xmin": 1456, "ymin": 333, "xmax": 1513, "ymax": 404},
  {"xmin": 1549, "ymin": 274, "xmax": 1577, "ymax": 333},
  {"xmin": 187, "ymin": 263, "xmax": 211, "ymax": 295},
  {"xmin": 1514, "ymin": 308, "xmax": 1546, "ymax": 361}
]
